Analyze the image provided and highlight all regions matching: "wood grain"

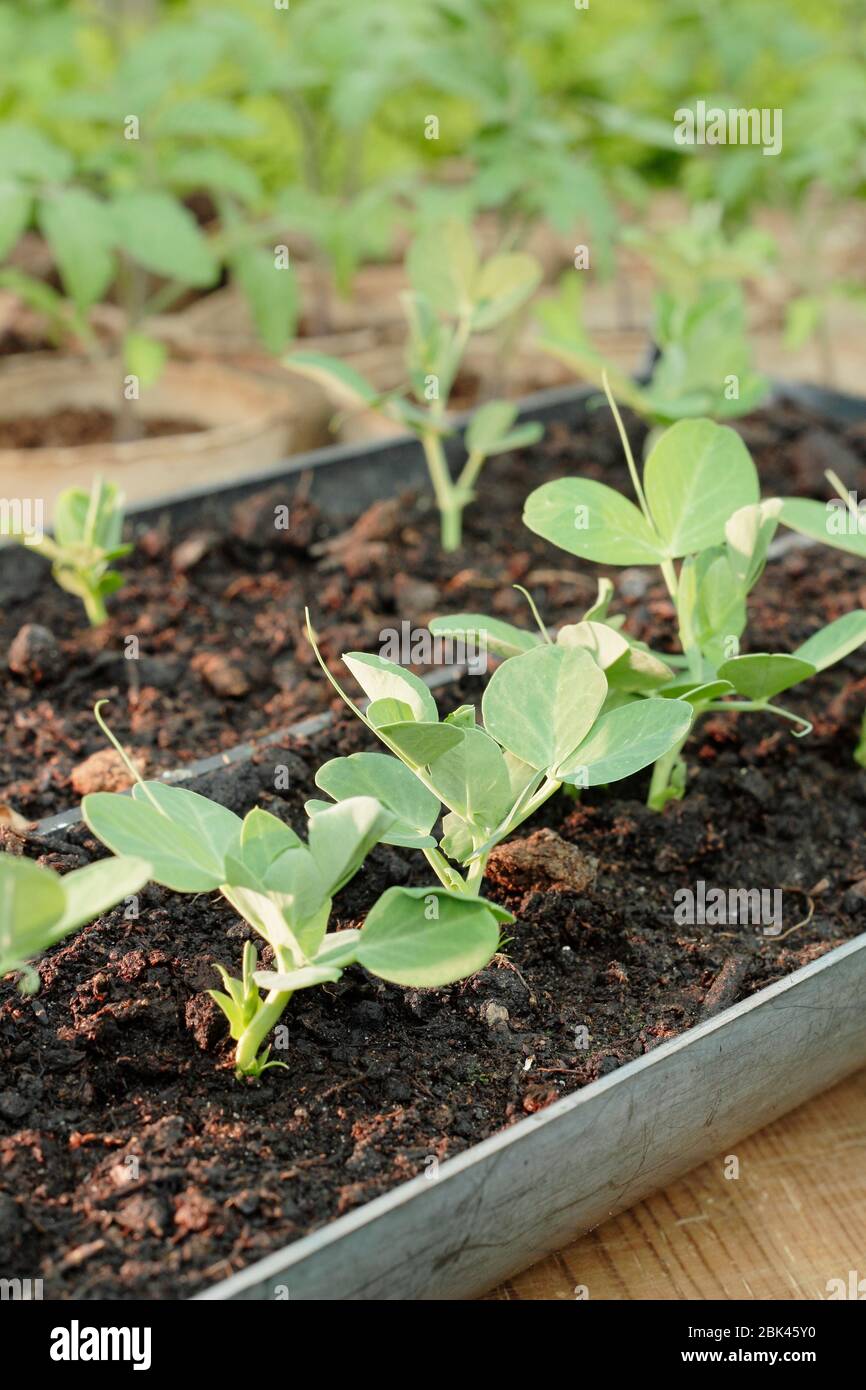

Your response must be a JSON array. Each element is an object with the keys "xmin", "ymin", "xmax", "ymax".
[{"xmin": 484, "ymin": 1067, "xmax": 866, "ymax": 1300}]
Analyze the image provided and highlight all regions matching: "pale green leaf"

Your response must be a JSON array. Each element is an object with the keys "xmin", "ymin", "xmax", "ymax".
[
  {"xmin": 643, "ymin": 419, "xmax": 759, "ymax": 557},
  {"xmin": 343, "ymin": 651, "xmax": 438, "ymax": 722},
  {"xmin": 356, "ymin": 887, "xmax": 504, "ymax": 987},
  {"xmin": 482, "ymin": 644, "xmax": 607, "ymax": 771},
  {"xmin": 557, "ymin": 698, "xmax": 693, "ymax": 785},
  {"xmin": 313, "ymin": 752, "xmax": 440, "ymax": 848},
  {"xmin": 794, "ymin": 611, "xmax": 866, "ymax": 672},
  {"xmin": 717, "ymin": 653, "xmax": 816, "ymax": 701},
  {"xmin": 523, "ymin": 477, "xmax": 663, "ymax": 565}
]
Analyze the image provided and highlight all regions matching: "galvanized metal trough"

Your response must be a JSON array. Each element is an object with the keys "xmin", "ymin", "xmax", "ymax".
[{"xmin": 196, "ymin": 932, "xmax": 866, "ymax": 1300}]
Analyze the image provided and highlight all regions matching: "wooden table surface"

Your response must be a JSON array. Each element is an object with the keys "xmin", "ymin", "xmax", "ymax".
[{"xmin": 484, "ymin": 1067, "xmax": 866, "ymax": 1300}]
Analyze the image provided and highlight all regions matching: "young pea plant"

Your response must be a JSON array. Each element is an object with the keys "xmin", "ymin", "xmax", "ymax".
[
  {"xmin": 465, "ymin": 383, "xmax": 866, "ymax": 809},
  {"xmin": 285, "ymin": 219, "xmax": 543, "ymax": 552},
  {"xmin": 82, "ymin": 706, "xmax": 505, "ymax": 1079},
  {"xmin": 305, "ymin": 610, "xmax": 694, "ymax": 890},
  {"xmin": 8, "ymin": 477, "xmax": 130, "ymax": 627},
  {"xmin": 536, "ymin": 206, "xmax": 772, "ymax": 430},
  {"xmin": 0, "ymin": 851, "xmax": 149, "ymax": 994}
]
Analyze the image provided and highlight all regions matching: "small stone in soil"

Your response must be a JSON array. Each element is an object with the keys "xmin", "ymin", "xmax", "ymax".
[
  {"xmin": 486, "ymin": 828, "xmax": 597, "ymax": 893},
  {"xmin": 71, "ymin": 746, "xmax": 149, "ymax": 797},
  {"xmin": 193, "ymin": 651, "xmax": 252, "ymax": 697},
  {"xmin": 8, "ymin": 623, "xmax": 63, "ymax": 684}
]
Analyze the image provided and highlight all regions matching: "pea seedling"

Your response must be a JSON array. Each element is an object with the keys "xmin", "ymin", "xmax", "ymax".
[
  {"xmin": 0, "ymin": 852, "xmax": 149, "ymax": 994},
  {"xmin": 285, "ymin": 220, "xmax": 543, "ymax": 552},
  {"xmin": 82, "ymin": 706, "xmax": 506, "ymax": 1078},
  {"xmin": 305, "ymin": 610, "xmax": 693, "ymax": 888},
  {"xmin": 461, "ymin": 383, "xmax": 866, "ymax": 808},
  {"xmin": 8, "ymin": 477, "xmax": 131, "ymax": 627}
]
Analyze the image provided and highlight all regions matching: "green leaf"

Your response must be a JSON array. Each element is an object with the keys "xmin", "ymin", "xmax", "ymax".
[
  {"xmin": 482, "ymin": 644, "xmax": 608, "ymax": 771},
  {"xmin": 0, "ymin": 857, "xmax": 65, "ymax": 970},
  {"xmin": 153, "ymin": 98, "xmax": 259, "ymax": 139},
  {"xmin": 313, "ymin": 929, "xmax": 362, "ymax": 969},
  {"xmin": 523, "ymin": 477, "xmax": 663, "ymax": 565},
  {"xmin": 378, "ymin": 720, "xmax": 463, "ymax": 767},
  {"xmin": 643, "ymin": 419, "xmax": 759, "ymax": 557},
  {"xmin": 557, "ymin": 698, "xmax": 693, "ymax": 786},
  {"xmin": 556, "ymin": 620, "xmax": 629, "ymax": 667},
  {"xmin": 112, "ymin": 191, "xmax": 218, "ymax": 287},
  {"xmin": 465, "ymin": 400, "xmax": 518, "ymax": 455},
  {"xmin": 471, "ymin": 252, "xmax": 542, "ymax": 332},
  {"xmin": 82, "ymin": 784, "xmax": 240, "ymax": 892},
  {"xmin": 252, "ymin": 963, "xmax": 343, "ymax": 992},
  {"xmin": 313, "ymin": 752, "xmax": 440, "ymax": 849},
  {"xmin": 307, "ymin": 796, "xmax": 394, "ymax": 896},
  {"xmin": 367, "ymin": 697, "xmax": 415, "ymax": 728},
  {"xmin": 725, "ymin": 499, "xmax": 782, "ymax": 587},
  {"xmin": 794, "ymin": 611, "xmax": 866, "ymax": 672},
  {"xmin": 428, "ymin": 614, "xmax": 539, "ymax": 660},
  {"xmin": 717, "ymin": 653, "xmax": 816, "ymax": 701},
  {"xmin": 356, "ymin": 886, "xmax": 504, "ymax": 987},
  {"xmin": 38, "ymin": 190, "xmax": 115, "ymax": 311},
  {"xmin": 0, "ymin": 181, "xmax": 31, "ymax": 259},
  {"xmin": 284, "ymin": 351, "xmax": 378, "ymax": 409},
  {"xmin": 165, "ymin": 150, "xmax": 261, "ymax": 206},
  {"xmin": 239, "ymin": 808, "xmax": 302, "ymax": 879},
  {"xmin": 233, "ymin": 247, "xmax": 298, "ymax": 354},
  {"xmin": 0, "ymin": 124, "xmax": 72, "ymax": 182},
  {"xmin": 780, "ymin": 498, "xmax": 866, "ymax": 558},
  {"xmin": 343, "ymin": 651, "xmax": 438, "ymax": 723},
  {"xmin": 407, "ymin": 219, "xmax": 478, "ymax": 316},
  {"xmin": 428, "ymin": 727, "xmax": 512, "ymax": 829},
  {"xmin": 123, "ymin": 333, "xmax": 167, "ymax": 389}
]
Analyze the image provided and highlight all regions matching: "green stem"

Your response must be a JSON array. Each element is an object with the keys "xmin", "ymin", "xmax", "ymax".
[
  {"xmin": 647, "ymin": 737, "xmax": 688, "ymax": 811},
  {"xmin": 704, "ymin": 699, "xmax": 813, "ymax": 737},
  {"xmin": 421, "ymin": 430, "xmax": 462, "ymax": 552},
  {"xmin": 423, "ymin": 847, "xmax": 470, "ymax": 894},
  {"xmin": 465, "ymin": 853, "xmax": 488, "ymax": 896},
  {"xmin": 235, "ymin": 988, "xmax": 293, "ymax": 1075},
  {"xmin": 83, "ymin": 588, "xmax": 108, "ymax": 628}
]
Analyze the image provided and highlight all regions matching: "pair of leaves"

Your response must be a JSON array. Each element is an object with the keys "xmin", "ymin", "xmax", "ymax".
[
  {"xmin": 256, "ymin": 887, "xmax": 508, "ymax": 993},
  {"xmin": 83, "ymin": 782, "xmax": 391, "ymax": 963},
  {"xmin": 524, "ymin": 417, "xmax": 759, "ymax": 564},
  {"xmin": 0, "ymin": 854, "xmax": 149, "ymax": 985},
  {"xmin": 717, "ymin": 611, "xmax": 866, "ymax": 701}
]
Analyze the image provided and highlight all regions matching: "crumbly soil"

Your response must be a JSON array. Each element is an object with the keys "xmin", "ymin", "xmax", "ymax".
[
  {"xmin": 0, "ymin": 409, "xmax": 203, "ymax": 449},
  {"xmin": 1, "ymin": 629, "xmax": 865, "ymax": 1300},
  {"xmin": 2, "ymin": 394, "xmax": 865, "ymax": 821}
]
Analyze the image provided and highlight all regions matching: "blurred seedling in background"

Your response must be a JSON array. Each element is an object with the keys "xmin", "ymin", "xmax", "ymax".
[
  {"xmin": 286, "ymin": 219, "xmax": 543, "ymax": 550},
  {"xmin": 8, "ymin": 477, "xmax": 130, "ymax": 627},
  {"xmin": 536, "ymin": 205, "xmax": 771, "ymax": 431}
]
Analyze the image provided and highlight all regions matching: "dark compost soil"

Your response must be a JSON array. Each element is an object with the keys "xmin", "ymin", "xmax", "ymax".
[
  {"xmin": 2, "ymin": 521, "xmax": 866, "ymax": 1297},
  {"xmin": 3, "ymin": 393, "xmax": 866, "ymax": 822}
]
